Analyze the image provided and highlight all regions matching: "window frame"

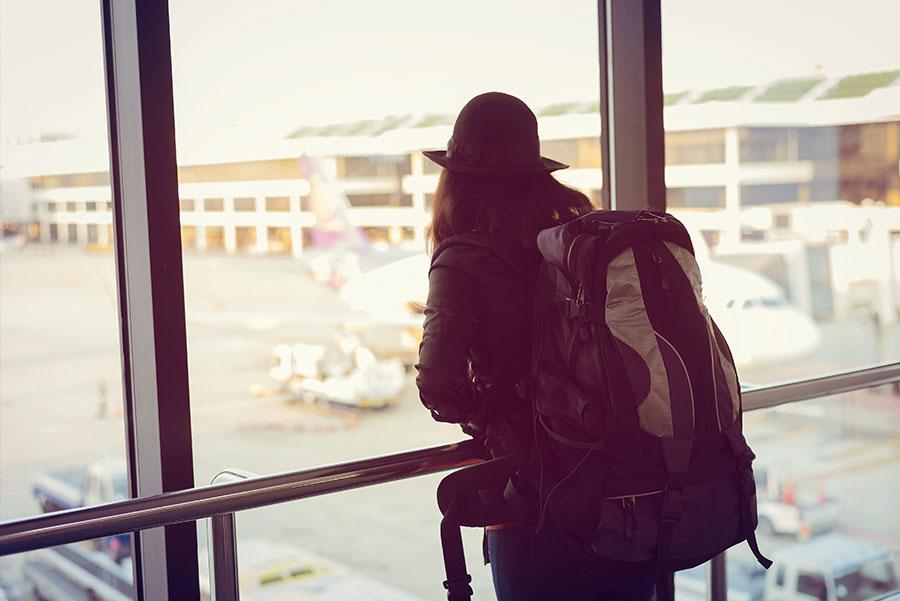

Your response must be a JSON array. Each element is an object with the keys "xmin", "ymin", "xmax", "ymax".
[{"xmin": 96, "ymin": 0, "xmax": 896, "ymax": 598}]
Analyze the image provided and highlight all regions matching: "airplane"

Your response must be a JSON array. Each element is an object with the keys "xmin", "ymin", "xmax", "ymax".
[
  {"xmin": 338, "ymin": 222, "xmax": 822, "ymax": 370},
  {"xmin": 298, "ymin": 155, "xmax": 420, "ymax": 288},
  {"xmin": 679, "ymin": 225, "xmax": 822, "ymax": 368}
]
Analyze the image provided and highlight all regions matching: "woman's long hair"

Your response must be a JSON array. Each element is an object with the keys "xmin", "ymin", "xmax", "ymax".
[{"xmin": 429, "ymin": 169, "xmax": 593, "ymax": 249}]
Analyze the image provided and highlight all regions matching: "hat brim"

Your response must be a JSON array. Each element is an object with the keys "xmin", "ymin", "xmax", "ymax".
[{"xmin": 422, "ymin": 150, "xmax": 568, "ymax": 175}]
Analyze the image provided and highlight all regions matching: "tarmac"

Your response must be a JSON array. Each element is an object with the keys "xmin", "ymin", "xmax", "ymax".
[{"xmin": 1, "ymin": 248, "xmax": 898, "ymax": 600}]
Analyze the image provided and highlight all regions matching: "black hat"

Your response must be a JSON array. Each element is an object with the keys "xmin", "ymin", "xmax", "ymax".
[{"xmin": 423, "ymin": 92, "xmax": 568, "ymax": 175}]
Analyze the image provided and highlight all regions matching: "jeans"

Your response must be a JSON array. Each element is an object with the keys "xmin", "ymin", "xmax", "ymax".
[{"xmin": 487, "ymin": 525, "xmax": 656, "ymax": 601}]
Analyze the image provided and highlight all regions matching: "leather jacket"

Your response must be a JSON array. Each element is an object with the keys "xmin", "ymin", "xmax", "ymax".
[{"xmin": 415, "ymin": 230, "xmax": 542, "ymax": 437}]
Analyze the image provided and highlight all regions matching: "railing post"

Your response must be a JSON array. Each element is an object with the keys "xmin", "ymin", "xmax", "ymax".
[
  {"xmin": 208, "ymin": 513, "xmax": 240, "ymax": 601},
  {"xmin": 708, "ymin": 552, "xmax": 727, "ymax": 601}
]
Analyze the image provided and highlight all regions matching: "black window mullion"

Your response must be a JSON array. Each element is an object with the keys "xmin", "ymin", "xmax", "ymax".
[{"xmin": 101, "ymin": 0, "xmax": 199, "ymax": 598}]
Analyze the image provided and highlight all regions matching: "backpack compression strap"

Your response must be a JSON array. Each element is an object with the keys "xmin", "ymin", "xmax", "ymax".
[
  {"xmin": 724, "ymin": 424, "xmax": 773, "ymax": 569},
  {"xmin": 655, "ymin": 438, "xmax": 694, "ymax": 601}
]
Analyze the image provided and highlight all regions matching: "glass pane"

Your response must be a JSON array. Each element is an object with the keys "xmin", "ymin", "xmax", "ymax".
[
  {"xmin": 676, "ymin": 382, "xmax": 900, "ymax": 601},
  {"xmin": 662, "ymin": 0, "xmax": 900, "ymax": 384},
  {"xmin": 166, "ymin": 0, "xmax": 602, "ymax": 481},
  {"xmin": 0, "ymin": 0, "xmax": 134, "ymax": 597}
]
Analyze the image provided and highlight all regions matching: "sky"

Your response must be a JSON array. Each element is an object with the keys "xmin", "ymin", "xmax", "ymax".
[{"xmin": 1, "ymin": 0, "xmax": 899, "ymax": 146}]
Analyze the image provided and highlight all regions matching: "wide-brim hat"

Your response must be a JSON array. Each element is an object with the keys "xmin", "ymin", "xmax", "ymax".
[{"xmin": 423, "ymin": 92, "xmax": 568, "ymax": 175}]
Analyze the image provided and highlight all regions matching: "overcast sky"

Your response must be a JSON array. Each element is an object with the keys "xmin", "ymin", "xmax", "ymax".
[{"xmin": 1, "ymin": 0, "xmax": 899, "ymax": 144}]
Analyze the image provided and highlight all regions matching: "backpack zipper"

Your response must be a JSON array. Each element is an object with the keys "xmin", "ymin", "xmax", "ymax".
[
  {"xmin": 566, "ymin": 234, "xmax": 588, "ymax": 278},
  {"xmin": 649, "ymin": 248, "xmax": 669, "ymax": 290},
  {"xmin": 565, "ymin": 233, "xmax": 590, "ymax": 383},
  {"xmin": 650, "ymin": 243, "xmax": 703, "ymax": 430},
  {"xmin": 567, "ymin": 285, "xmax": 591, "ymax": 380}
]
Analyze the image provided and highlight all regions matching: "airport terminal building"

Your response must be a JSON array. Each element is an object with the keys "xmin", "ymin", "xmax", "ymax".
[{"xmin": 4, "ymin": 69, "xmax": 899, "ymax": 258}]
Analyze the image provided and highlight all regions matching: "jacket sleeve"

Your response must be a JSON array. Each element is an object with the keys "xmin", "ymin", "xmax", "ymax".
[{"xmin": 415, "ymin": 262, "xmax": 485, "ymax": 426}]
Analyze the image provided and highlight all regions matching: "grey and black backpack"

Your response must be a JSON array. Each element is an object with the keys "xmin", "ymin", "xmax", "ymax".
[{"xmin": 437, "ymin": 210, "xmax": 771, "ymax": 601}]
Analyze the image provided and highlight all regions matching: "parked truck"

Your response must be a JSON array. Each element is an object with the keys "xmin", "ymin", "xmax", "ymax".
[
  {"xmin": 23, "ymin": 461, "xmax": 134, "ymax": 601},
  {"xmin": 676, "ymin": 534, "xmax": 898, "ymax": 601},
  {"xmin": 32, "ymin": 460, "xmax": 130, "ymax": 562},
  {"xmin": 755, "ymin": 463, "xmax": 841, "ymax": 539}
]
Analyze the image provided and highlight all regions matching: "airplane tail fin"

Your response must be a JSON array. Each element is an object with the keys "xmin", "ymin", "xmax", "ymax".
[{"xmin": 300, "ymin": 155, "xmax": 369, "ymax": 250}]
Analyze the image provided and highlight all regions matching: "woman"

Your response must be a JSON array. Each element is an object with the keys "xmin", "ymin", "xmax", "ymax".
[{"xmin": 416, "ymin": 92, "xmax": 656, "ymax": 600}]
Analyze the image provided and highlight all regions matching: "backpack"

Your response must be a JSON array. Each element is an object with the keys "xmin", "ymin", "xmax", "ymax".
[{"xmin": 436, "ymin": 210, "xmax": 771, "ymax": 601}]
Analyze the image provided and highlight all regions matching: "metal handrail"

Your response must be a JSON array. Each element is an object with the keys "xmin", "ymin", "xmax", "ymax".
[
  {"xmin": 741, "ymin": 362, "xmax": 899, "ymax": 411},
  {"xmin": 0, "ymin": 362, "xmax": 896, "ymax": 559},
  {"xmin": 0, "ymin": 440, "xmax": 481, "ymax": 556}
]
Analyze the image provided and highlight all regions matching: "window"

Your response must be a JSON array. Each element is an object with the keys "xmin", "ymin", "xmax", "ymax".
[
  {"xmin": 204, "ymin": 197, "xmax": 224, "ymax": 211},
  {"xmin": 168, "ymin": 1, "xmax": 603, "ymax": 595},
  {"xmin": 663, "ymin": 0, "xmax": 899, "ymax": 385},
  {"xmin": 205, "ymin": 226, "xmax": 225, "ymax": 249},
  {"xmin": 666, "ymin": 129, "xmax": 726, "ymax": 165},
  {"xmin": 337, "ymin": 155, "xmax": 411, "ymax": 179},
  {"xmin": 773, "ymin": 564, "xmax": 785, "ymax": 587},
  {"xmin": 266, "ymin": 227, "xmax": 292, "ymax": 253},
  {"xmin": 664, "ymin": 4, "xmax": 900, "ymax": 601},
  {"xmin": 346, "ymin": 193, "xmax": 412, "ymax": 207},
  {"xmin": 740, "ymin": 183, "xmax": 801, "ymax": 206},
  {"xmin": 0, "ymin": 1, "xmax": 132, "ymax": 597},
  {"xmin": 182, "ymin": 226, "xmax": 197, "ymax": 249},
  {"xmin": 180, "ymin": 198, "xmax": 195, "ymax": 211},
  {"xmin": 234, "ymin": 226, "xmax": 257, "ymax": 251},
  {"xmin": 233, "ymin": 197, "xmax": 256, "ymax": 212},
  {"xmin": 835, "ymin": 559, "xmax": 898, "ymax": 601},
  {"xmin": 265, "ymin": 196, "xmax": 291, "ymax": 212},
  {"xmin": 797, "ymin": 570, "xmax": 828, "ymax": 601},
  {"xmin": 667, "ymin": 186, "xmax": 725, "ymax": 208},
  {"xmin": 740, "ymin": 127, "xmax": 797, "ymax": 162},
  {"xmin": 540, "ymin": 137, "xmax": 602, "ymax": 170},
  {"xmin": 742, "ymin": 382, "xmax": 900, "ymax": 601}
]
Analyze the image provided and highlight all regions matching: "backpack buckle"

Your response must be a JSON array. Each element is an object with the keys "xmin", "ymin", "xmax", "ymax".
[
  {"xmin": 443, "ymin": 574, "xmax": 473, "ymax": 590},
  {"xmin": 564, "ymin": 299, "xmax": 581, "ymax": 319},
  {"xmin": 660, "ymin": 486, "xmax": 684, "ymax": 524}
]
